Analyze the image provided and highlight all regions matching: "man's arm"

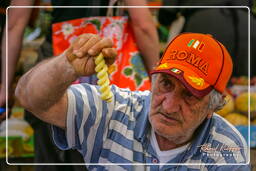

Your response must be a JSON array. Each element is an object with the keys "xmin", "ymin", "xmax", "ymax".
[
  {"xmin": 15, "ymin": 55, "xmax": 76, "ymax": 129},
  {"xmin": 124, "ymin": 0, "xmax": 160, "ymax": 73},
  {"xmin": 15, "ymin": 34, "xmax": 117, "ymax": 129},
  {"xmin": 0, "ymin": 0, "xmax": 33, "ymax": 120}
]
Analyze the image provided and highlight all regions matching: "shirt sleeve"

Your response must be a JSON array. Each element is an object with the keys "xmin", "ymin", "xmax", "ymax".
[{"xmin": 51, "ymin": 83, "xmax": 115, "ymax": 162}]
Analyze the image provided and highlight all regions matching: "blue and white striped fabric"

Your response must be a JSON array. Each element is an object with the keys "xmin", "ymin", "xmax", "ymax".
[{"xmin": 52, "ymin": 83, "xmax": 250, "ymax": 171}]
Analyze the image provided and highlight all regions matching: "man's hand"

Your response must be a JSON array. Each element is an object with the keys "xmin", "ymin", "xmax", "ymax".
[
  {"xmin": 15, "ymin": 34, "xmax": 117, "ymax": 128},
  {"xmin": 65, "ymin": 34, "xmax": 117, "ymax": 76}
]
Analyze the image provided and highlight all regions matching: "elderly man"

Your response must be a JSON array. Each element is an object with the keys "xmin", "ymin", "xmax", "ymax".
[{"xmin": 15, "ymin": 33, "xmax": 249, "ymax": 170}]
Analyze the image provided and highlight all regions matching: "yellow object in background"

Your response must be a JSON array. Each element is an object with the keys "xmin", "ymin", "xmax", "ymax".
[
  {"xmin": 95, "ymin": 53, "xmax": 113, "ymax": 102},
  {"xmin": 235, "ymin": 92, "xmax": 256, "ymax": 113},
  {"xmin": 217, "ymin": 94, "xmax": 234, "ymax": 117},
  {"xmin": 224, "ymin": 113, "xmax": 248, "ymax": 126}
]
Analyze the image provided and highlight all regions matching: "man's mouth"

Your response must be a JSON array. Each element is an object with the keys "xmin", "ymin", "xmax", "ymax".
[{"xmin": 158, "ymin": 112, "xmax": 180, "ymax": 123}]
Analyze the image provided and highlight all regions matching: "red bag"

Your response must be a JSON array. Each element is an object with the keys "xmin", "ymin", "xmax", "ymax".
[{"xmin": 52, "ymin": 16, "xmax": 151, "ymax": 91}]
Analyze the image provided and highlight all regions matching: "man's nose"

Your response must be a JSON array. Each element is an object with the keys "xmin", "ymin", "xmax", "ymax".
[{"xmin": 162, "ymin": 91, "xmax": 182, "ymax": 114}]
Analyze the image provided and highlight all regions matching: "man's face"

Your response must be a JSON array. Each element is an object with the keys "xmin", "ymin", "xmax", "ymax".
[{"xmin": 149, "ymin": 73, "xmax": 213, "ymax": 144}]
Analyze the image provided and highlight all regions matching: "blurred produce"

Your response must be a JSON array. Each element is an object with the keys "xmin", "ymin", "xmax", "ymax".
[
  {"xmin": 217, "ymin": 94, "xmax": 234, "ymax": 117},
  {"xmin": 224, "ymin": 113, "xmax": 248, "ymax": 126},
  {"xmin": 217, "ymin": 77, "xmax": 256, "ymax": 147},
  {"xmin": 235, "ymin": 92, "xmax": 256, "ymax": 118}
]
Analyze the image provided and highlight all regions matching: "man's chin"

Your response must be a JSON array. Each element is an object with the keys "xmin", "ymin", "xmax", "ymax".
[
  {"xmin": 154, "ymin": 128, "xmax": 190, "ymax": 146},
  {"xmin": 152, "ymin": 123, "xmax": 180, "ymax": 138},
  {"xmin": 154, "ymin": 128, "xmax": 181, "ymax": 142}
]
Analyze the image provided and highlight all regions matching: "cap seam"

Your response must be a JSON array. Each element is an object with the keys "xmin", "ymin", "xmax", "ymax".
[{"xmin": 213, "ymin": 40, "xmax": 225, "ymax": 88}]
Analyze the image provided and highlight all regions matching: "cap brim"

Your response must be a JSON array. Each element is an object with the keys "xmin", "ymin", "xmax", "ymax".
[{"xmin": 150, "ymin": 63, "xmax": 213, "ymax": 98}]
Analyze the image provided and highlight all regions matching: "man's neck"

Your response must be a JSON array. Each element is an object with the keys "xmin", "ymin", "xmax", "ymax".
[{"xmin": 155, "ymin": 132, "xmax": 192, "ymax": 151}]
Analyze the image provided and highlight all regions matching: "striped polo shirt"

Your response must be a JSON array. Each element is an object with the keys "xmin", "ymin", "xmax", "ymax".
[{"xmin": 52, "ymin": 83, "xmax": 250, "ymax": 171}]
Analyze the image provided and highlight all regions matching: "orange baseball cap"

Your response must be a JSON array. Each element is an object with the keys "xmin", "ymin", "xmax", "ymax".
[{"xmin": 151, "ymin": 33, "xmax": 233, "ymax": 98}]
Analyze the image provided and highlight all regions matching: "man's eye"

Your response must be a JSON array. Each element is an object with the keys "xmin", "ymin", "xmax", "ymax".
[
  {"xmin": 184, "ymin": 91, "xmax": 193, "ymax": 98},
  {"xmin": 163, "ymin": 79, "xmax": 170, "ymax": 86},
  {"xmin": 159, "ymin": 79, "xmax": 173, "ymax": 91},
  {"xmin": 183, "ymin": 91, "xmax": 199, "ymax": 104}
]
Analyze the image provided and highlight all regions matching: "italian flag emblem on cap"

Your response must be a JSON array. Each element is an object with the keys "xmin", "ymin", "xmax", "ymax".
[
  {"xmin": 187, "ymin": 39, "xmax": 205, "ymax": 52},
  {"xmin": 171, "ymin": 68, "xmax": 181, "ymax": 74}
]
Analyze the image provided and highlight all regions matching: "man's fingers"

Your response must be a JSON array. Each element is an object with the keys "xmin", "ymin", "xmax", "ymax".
[
  {"xmin": 102, "ymin": 48, "xmax": 117, "ymax": 65},
  {"xmin": 66, "ymin": 34, "xmax": 117, "ymax": 76},
  {"xmin": 70, "ymin": 34, "xmax": 115, "ymax": 60},
  {"xmin": 72, "ymin": 34, "xmax": 91, "ymax": 51},
  {"xmin": 74, "ymin": 35, "xmax": 101, "ymax": 58},
  {"xmin": 88, "ymin": 38, "xmax": 114, "ymax": 56},
  {"xmin": 66, "ymin": 35, "xmax": 87, "ymax": 62}
]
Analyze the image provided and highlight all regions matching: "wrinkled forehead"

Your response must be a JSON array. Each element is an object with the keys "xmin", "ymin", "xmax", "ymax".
[{"xmin": 154, "ymin": 73, "xmax": 187, "ymax": 89}]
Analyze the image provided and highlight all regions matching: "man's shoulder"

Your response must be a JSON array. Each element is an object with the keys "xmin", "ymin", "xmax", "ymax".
[
  {"xmin": 205, "ymin": 113, "xmax": 248, "ymax": 163},
  {"xmin": 186, "ymin": 114, "xmax": 248, "ymax": 165},
  {"xmin": 210, "ymin": 113, "xmax": 247, "ymax": 147}
]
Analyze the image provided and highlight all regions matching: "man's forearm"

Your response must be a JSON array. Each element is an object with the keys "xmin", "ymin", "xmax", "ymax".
[
  {"xmin": 125, "ymin": 1, "xmax": 160, "ymax": 73},
  {"xmin": 15, "ymin": 54, "xmax": 77, "ymax": 114},
  {"xmin": 132, "ymin": 23, "xmax": 159, "ymax": 72}
]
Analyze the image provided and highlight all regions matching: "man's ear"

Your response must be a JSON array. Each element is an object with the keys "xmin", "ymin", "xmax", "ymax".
[{"xmin": 207, "ymin": 92, "xmax": 226, "ymax": 119}]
